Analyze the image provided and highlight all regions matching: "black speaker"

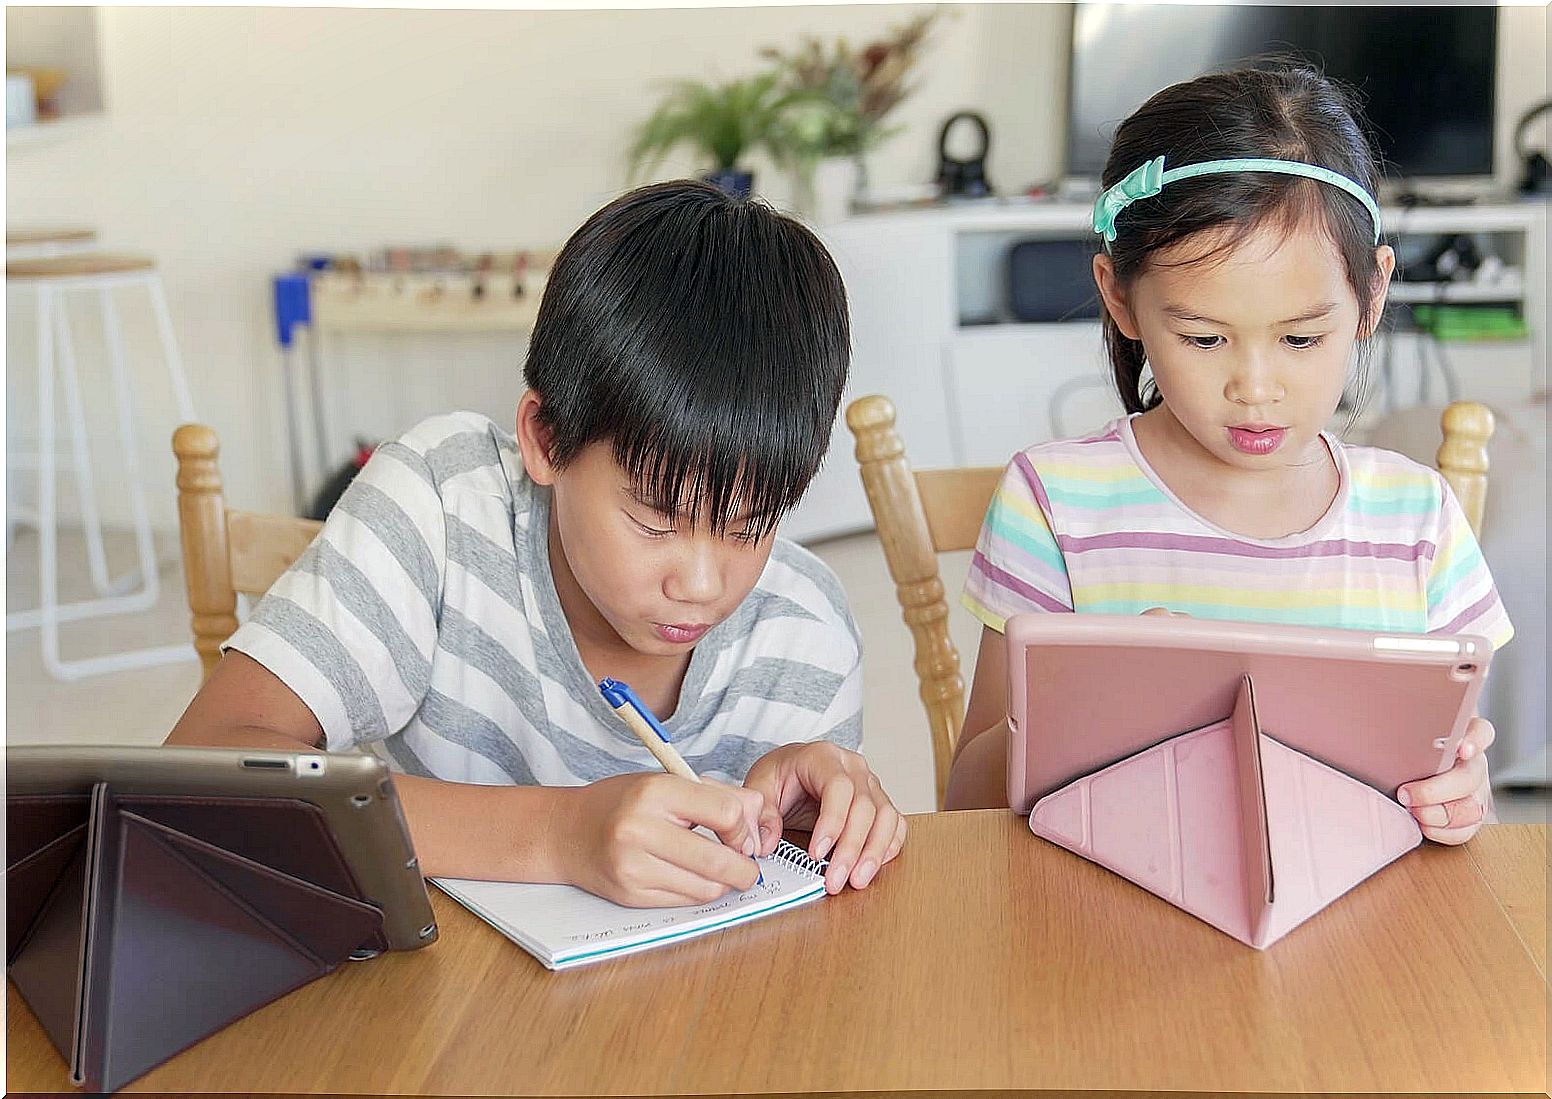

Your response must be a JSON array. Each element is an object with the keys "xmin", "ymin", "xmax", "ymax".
[
  {"xmin": 1006, "ymin": 238, "xmax": 1101, "ymax": 323},
  {"xmin": 1514, "ymin": 100, "xmax": 1550, "ymax": 196},
  {"xmin": 936, "ymin": 111, "xmax": 993, "ymax": 199}
]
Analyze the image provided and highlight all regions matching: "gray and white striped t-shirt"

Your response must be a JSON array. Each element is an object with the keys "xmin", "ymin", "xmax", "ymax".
[{"xmin": 225, "ymin": 411, "xmax": 863, "ymax": 785}]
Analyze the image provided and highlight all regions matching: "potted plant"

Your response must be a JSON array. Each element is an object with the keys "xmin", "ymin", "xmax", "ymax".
[
  {"xmin": 763, "ymin": 10, "xmax": 940, "ymax": 222},
  {"xmin": 628, "ymin": 72, "xmax": 812, "ymax": 197}
]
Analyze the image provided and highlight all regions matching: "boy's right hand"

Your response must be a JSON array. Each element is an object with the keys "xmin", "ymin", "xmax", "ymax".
[{"xmin": 558, "ymin": 774, "xmax": 765, "ymax": 908}]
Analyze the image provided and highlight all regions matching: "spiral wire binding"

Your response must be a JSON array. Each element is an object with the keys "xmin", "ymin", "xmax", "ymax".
[{"xmin": 770, "ymin": 838, "xmax": 829, "ymax": 876}]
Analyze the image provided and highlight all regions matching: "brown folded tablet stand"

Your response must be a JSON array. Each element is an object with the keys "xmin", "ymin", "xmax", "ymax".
[{"xmin": 7, "ymin": 785, "xmax": 387, "ymax": 1092}]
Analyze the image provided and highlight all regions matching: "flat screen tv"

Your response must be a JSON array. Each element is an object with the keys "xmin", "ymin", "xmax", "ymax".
[{"xmin": 1068, "ymin": 5, "xmax": 1498, "ymax": 181}]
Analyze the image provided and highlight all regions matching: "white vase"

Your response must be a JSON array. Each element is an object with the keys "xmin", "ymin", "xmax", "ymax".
[{"xmin": 811, "ymin": 156, "xmax": 861, "ymax": 225}]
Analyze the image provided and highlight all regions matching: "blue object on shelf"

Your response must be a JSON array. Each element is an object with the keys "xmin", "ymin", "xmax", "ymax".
[
  {"xmin": 272, "ymin": 273, "xmax": 312, "ymax": 350},
  {"xmin": 700, "ymin": 169, "xmax": 753, "ymax": 198}
]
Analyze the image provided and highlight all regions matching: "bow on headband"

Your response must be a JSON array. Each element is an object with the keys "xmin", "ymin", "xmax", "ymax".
[{"xmin": 1091, "ymin": 156, "xmax": 1165, "ymax": 243}]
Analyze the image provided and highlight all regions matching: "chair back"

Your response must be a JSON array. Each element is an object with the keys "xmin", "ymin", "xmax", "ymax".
[{"xmin": 174, "ymin": 424, "xmax": 322, "ymax": 680}]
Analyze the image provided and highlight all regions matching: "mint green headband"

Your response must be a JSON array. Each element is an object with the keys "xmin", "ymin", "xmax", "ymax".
[{"xmin": 1091, "ymin": 156, "xmax": 1383, "ymax": 246}]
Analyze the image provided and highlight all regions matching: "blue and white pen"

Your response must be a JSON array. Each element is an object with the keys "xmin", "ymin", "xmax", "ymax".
[
  {"xmin": 598, "ymin": 677, "xmax": 761, "ymax": 881},
  {"xmin": 597, "ymin": 677, "xmax": 701, "ymax": 783}
]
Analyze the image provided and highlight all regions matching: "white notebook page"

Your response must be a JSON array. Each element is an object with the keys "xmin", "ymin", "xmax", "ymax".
[{"xmin": 433, "ymin": 838, "xmax": 827, "ymax": 969}]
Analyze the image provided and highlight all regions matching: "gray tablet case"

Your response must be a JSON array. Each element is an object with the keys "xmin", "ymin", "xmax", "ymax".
[{"xmin": 7, "ymin": 746, "xmax": 436, "ymax": 1092}]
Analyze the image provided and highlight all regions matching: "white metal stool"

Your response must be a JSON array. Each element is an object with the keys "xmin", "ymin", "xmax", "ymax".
[
  {"xmin": 6, "ymin": 226, "xmax": 99, "ymax": 261},
  {"xmin": 6, "ymin": 252, "xmax": 198, "ymax": 679}
]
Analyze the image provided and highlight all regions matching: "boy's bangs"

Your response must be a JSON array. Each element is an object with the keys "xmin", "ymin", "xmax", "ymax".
[{"xmin": 611, "ymin": 388, "xmax": 818, "ymax": 540}]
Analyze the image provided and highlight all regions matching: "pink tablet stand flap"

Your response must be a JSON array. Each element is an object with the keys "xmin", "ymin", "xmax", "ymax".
[{"xmin": 1029, "ymin": 677, "xmax": 1422, "ymax": 949}]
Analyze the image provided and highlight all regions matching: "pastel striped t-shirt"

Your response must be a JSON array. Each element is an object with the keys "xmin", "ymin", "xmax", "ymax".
[{"xmin": 962, "ymin": 416, "xmax": 1512, "ymax": 648}]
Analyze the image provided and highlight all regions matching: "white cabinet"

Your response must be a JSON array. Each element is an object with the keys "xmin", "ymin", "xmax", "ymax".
[
  {"xmin": 780, "ymin": 200, "xmax": 1546, "ymax": 545},
  {"xmin": 942, "ymin": 324, "xmax": 1119, "ymax": 467},
  {"xmin": 780, "ymin": 218, "xmax": 960, "ymax": 543}
]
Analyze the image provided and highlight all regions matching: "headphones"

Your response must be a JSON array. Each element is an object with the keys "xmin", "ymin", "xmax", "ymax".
[
  {"xmin": 936, "ymin": 111, "xmax": 993, "ymax": 199},
  {"xmin": 1514, "ymin": 99, "xmax": 1550, "ymax": 196}
]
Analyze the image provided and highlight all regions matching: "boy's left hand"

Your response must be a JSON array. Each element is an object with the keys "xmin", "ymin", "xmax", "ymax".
[
  {"xmin": 743, "ymin": 743, "xmax": 906, "ymax": 894},
  {"xmin": 1397, "ymin": 716, "xmax": 1495, "ymax": 845}
]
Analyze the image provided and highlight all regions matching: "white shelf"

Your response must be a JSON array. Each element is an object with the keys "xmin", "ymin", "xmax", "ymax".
[
  {"xmin": 1385, "ymin": 204, "xmax": 1546, "ymax": 235},
  {"xmin": 952, "ymin": 277, "xmax": 1526, "ymax": 333},
  {"xmin": 954, "ymin": 319, "xmax": 1100, "ymax": 339},
  {"xmin": 844, "ymin": 198, "xmax": 1549, "ymax": 237},
  {"xmin": 1387, "ymin": 278, "xmax": 1526, "ymax": 304},
  {"xmin": 6, "ymin": 113, "xmax": 104, "ymax": 149},
  {"xmin": 850, "ymin": 200, "xmax": 1092, "ymax": 234},
  {"xmin": 309, "ymin": 271, "xmax": 547, "ymax": 335}
]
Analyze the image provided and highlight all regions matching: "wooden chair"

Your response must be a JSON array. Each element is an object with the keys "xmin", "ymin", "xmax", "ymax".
[
  {"xmin": 845, "ymin": 395, "xmax": 1496, "ymax": 808},
  {"xmin": 173, "ymin": 424, "xmax": 323, "ymax": 680}
]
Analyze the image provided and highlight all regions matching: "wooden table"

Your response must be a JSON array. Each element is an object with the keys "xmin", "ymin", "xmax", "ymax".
[{"xmin": 9, "ymin": 813, "xmax": 1547, "ymax": 1094}]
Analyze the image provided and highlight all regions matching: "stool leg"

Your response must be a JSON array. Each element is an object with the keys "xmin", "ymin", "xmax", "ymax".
[
  {"xmin": 5, "ymin": 430, "xmax": 19, "ymax": 551},
  {"xmin": 281, "ymin": 344, "xmax": 308, "ymax": 514},
  {"xmin": 35, "ymin": 286, "xmax": 65, "ymax": 674},
  {"xmin": 100, "ymin": 287, "xmax": 161, "ymax": 610},
  {"xmin": 55, "ymin": 292, "xmax": 115, "ymax": 598},
  {"xmin": 146, "ymin": 274, "xmax": 196, "ymax": 422},
  {"xmin": 306, "ymin": 326, "xmax": 330, "ymax": 480}
]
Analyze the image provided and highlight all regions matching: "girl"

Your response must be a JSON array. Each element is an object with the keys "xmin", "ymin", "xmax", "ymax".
[{"xmin": 946, "ymin": 66, "xmax": 1511, "ymax": 844}]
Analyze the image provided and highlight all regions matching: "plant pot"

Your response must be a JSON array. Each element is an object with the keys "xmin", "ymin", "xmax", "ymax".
[
  {"xmin": 701, "ymin": 169, "xmax": 754, "ymax": 198},
  {"xmin": 811, "ymin": 156, "xmax": 861, "ymax": 224}
]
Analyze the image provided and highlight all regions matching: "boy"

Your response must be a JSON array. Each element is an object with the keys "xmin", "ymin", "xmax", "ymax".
[{"xmin": 167, "ymin": 181, "xmax": 905, "ymax": 906}]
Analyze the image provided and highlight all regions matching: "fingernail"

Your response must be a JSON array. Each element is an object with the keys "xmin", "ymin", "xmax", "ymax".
[
  {"xmin": 1397, "ymin": 788, "xmax": 1412, "ymax": 806},
  {"xmin": 758, "ymin": 824, "xmax": 772, "ymax": 846},
  {"xmin": 827, "ymin": 864, "xmax": 848, "ymax": 892},
  {"xmin": 1461, "ymin": 743, "xmax": 1476, "ymax": 759},
  {"xmin": 742, "ymin": 836, "xmax": 755, "ymax": 857},
  {"xmin": 814, "ymin": 834, "xmax": 834, "ymax": 860},
  {"xmin": 854, "ymin": 859, "xmax": 878, "ymax": 887},
  {"xmin": 1415, "ymin": 805, "xmax": 1447, "ymax": 827}
]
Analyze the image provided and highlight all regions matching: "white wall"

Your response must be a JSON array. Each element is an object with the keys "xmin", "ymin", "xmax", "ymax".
[
  {"xmin": 6, "ymin": 3, "xmax": 1545, "ymax": 530},
  {"xmin": 1496, "ymin": 4, "xmax": 1551, "ymax": 188},
  {"xmin": 5, "ymin": 3, "xmax": 1067, "ymax": 528}
]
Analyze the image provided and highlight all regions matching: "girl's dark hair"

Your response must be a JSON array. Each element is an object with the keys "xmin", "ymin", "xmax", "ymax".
[
  {"xmin": 524, "ymin": 180, "xmax": 849, "ymax": 538},
  {"xmin": 1098, "ymin": 63, "xmax": 1384, "ymax": 414}
]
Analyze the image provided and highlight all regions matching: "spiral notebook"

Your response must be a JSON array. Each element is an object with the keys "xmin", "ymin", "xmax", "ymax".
[{"xmin": 432, "ymin": 839, "xmax": 829, "ymax": 970}]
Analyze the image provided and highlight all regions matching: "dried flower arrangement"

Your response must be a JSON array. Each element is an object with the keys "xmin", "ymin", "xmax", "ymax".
[{"xmin": 760, "ymin": 9, "xmax": 941, "ymax": 162}]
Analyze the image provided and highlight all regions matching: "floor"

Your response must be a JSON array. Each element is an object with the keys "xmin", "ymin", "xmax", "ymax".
[
  {"xmin": 5, "ymin": 524, "xmax": 1546, "ymax": 822},
  {"xmin": 7, "ymin": 527, "xmax": 204, "ymax": 750}
]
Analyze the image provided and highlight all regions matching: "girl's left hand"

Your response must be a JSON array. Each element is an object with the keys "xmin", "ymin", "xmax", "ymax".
[{"xmin": 1396, "ymin": 717, "xmax": 1495, "ymax": 845}]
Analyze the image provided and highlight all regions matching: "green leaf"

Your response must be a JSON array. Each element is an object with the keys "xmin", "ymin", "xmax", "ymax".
[{"xmin": 628, "ymin": 69, "xmax": 820, "ymax": 178}]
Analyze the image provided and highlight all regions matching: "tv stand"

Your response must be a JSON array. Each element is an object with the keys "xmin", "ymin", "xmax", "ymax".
[
  {"xmin": 780, "ymin": 200, "xmax": 1547, "ymax": 543},
  {"xmin": 1393, "ymin": 192, "xmax": 1482, "ymax": 209}
]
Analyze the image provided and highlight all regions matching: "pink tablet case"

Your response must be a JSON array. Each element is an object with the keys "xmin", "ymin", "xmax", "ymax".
[{"xmin": 1006, "ymin": 616, "xmax": 1490, "ymax": 950}]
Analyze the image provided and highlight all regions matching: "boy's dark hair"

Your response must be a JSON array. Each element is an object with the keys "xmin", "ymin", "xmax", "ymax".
[
  {"xmin": 1099, "ymin": 63, "xmax": 1384, "ymax": 415},
  {"xmin": 523, "ymin": 180, "xmax": 850, "ymax": 539}
]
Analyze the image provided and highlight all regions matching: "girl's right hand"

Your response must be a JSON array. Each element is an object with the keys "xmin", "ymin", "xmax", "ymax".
[
  {"xmin": 1397, "ymin": 716, "xmax": 1495, "ymax": 845},
  {"xmin": 558, "ymin": 773, "xmax": 764, "ymax": 908}
]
